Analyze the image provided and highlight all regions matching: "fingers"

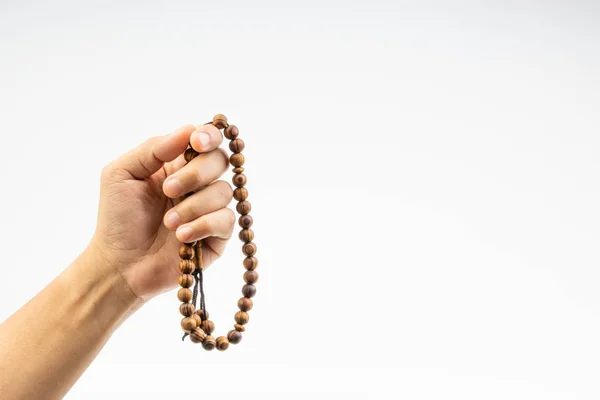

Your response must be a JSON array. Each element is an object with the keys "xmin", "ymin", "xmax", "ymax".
[
  {"xmin": 163, "ymin": 180, "xmax": 233, "ymax": 230},
  {"xmin": 111, "ymin": 125, "xmax": 195, "ymax": 180},
  {"xmin": 175, "ymin": 208, "xmax": 236, "ymax": 243},
  {"xmin": 162, "ymin": 148, "xmax": 229, "ymax": 198},
  {"xmin": 189, "ymin": 123, "xmax": 223, "ymax": 154}
]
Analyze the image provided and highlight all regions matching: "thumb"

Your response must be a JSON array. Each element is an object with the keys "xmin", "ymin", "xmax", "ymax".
[{"xmin": 111, "ymin": 124, "xmax": 195, "ymax": 180}]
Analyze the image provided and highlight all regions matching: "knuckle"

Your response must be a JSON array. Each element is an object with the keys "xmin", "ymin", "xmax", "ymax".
[
  {"xmin": 196, "ymin": 216, "xmax": 211, "ymax": 235},
  {"xmin": 186, "ymin": 195, "xmax": 203, "ymax": 219},
  {"xmin": 215, "ymin": 180, "xmax": 233, "ymax": 203},
  {"xmin": 215, "ymin": 148, "xmax": 230, "ymax": 170},
  {"xmin": 140, "ymin": 136, "xmax": 161, "ymax": 155},
  {"xmin": 190, "ymin": 163, "xmax": 203, "ymax": 187},
  {"xmin": 101, "ymin": 164, "xmax": 115, "ymax": 181},
  {"xmin": 225, "ymin": 208, "xmax": 236, "ymax": 227}
]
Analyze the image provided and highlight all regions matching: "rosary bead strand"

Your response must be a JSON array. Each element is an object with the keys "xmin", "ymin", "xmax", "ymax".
[{"xmin": 175, "ymin": 114, "xmax": 257, "ymax": 351}]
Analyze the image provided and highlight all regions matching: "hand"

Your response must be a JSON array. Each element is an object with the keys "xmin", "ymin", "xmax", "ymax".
[{"xmin": 90, "ymin": 124, "xmax": 234, "ymax": 300}]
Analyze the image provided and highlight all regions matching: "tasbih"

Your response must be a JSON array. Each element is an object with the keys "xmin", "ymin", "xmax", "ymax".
[{"xmin": 176, "ymin": 114, "xmax": 257, "ymax": 351}]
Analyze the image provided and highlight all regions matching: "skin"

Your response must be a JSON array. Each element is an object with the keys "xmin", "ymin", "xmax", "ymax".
[{"xmin": 0, "ymin": 123, "xmax": 234, "ymax": 399}]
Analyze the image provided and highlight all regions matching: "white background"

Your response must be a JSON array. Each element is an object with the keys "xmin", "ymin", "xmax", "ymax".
[{"xmin": 1, "ymin": 1, "xmax": 600, "ymax": 399}]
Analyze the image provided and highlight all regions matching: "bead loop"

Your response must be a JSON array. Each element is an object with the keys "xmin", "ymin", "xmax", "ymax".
[{"xmin": 176, "ymin": 114, "xmax": 257, "ymax": 351}]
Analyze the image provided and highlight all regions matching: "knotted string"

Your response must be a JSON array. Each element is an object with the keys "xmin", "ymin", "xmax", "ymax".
[{"xmin": 182, "ymin": 241, "xmax": 207, "ymax": 341}]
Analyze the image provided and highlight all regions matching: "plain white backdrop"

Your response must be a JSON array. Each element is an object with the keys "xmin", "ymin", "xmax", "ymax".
[{"xmin": 1, "ymin": 1, "xmax": 600, "ymax": 398}]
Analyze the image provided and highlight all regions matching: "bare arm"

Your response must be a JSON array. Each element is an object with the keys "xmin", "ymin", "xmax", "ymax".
[{"xmin": 0, "ymin": 248, "xmax": 141, "ymax": 399}]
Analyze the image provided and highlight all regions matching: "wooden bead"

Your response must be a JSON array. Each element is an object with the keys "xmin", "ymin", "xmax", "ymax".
[
  {"xmin": 239, "ymin": 229, "xmax": 254, "ymax": 243},
  {"xmin": 184, "ymin": 148, "xmax": 199, "ymax": 162},
  {"xmin": 178, "ymin": 274, "xmax": 194, "ymax": 288},
  {"xmin": 239, "ymin": 215, "xmax": 253, "ymax": 229},
  {"xmin": 242, "ymin": 284, "xmax": 257, "ymax": 298},
  {"xmin": 192, "ymin": 313, "xmax": 202, "ymax": 326},
  {"xmin": 177, "ymin": 288, "xmax": 193, "ymax": 302},
  {"xmin": 224, "ymin": 125, "xmax": 239, "ymax": 140},
  {"xmin": 213, "ymin": 114, "xmax": 228, "ymax": 129},
  {"xmin": 236, "ymin": 201, "xmax": 251, "ymax": 215},
  {"xmin": 228, "ymin": 329, "xmax": 242, "ymax": 344},
  {"xmin": 235, "ymin": 311, "xmax": 249, "ymax": 325},
  {"xmin": 179, "ymin": 302, "xmax": 195, "ymax": 317},
  {"xmin": 190, "ymin": 327, "xmax": 206, "ymax": 344},
  {"xmin": 196, "ymin": 309, "xmax": 210, "ymax": 321},
  {"xmin": 232, "ymin": 167, "xmax": 244, "ymax": 174},
  {"xmin": 201, "ymin": 320, "xmax": 215, "ymax": 334},
  {"xmin": 233, "ymin": 187, "xmax": 248, "ymax": 201},
  {"xmin": 216, "ymin": 336, "xmax": 230, "ymax": 351},
  {"xmin": 238, "ymin": 297, "xmax": 253, "ymax": 311},
  {"xmin": 202, "ymin": 335, "xmax": 216, "ymax": 351},
  {"xmin": 234, "ymin": 324, "xmax": 246, "ymax": 332},
  {"xmin": 243, "ymin": 257, "xmax": 258, "ymax": 271},
  {"xmin": 244, "ymin": 270, "xmax": 259, "ymax": 285},
  {"xmin": 179, "ymin": 259, "xmax": 195, "ymax": 274},
  {"xmin": 181, "ymin": 316, "xmax": 197, "ymax": 333},
  {"xmin": 230, "ymin": 153, "xmax": 245, "ymax": 167},
  {"xmin": 232, "ymin": 173, "xmax": 247, "ymax": 188},
  {"xmin": 229, "ymin": 139, "xmax": 245, "ymax": 153},
  {"xmin": 242, "ymin": 242, "xmax": 257, "ymax": 256},
  {"xmin": 179, "ymin": 244, "xmax": 195, "ymax": 260}
]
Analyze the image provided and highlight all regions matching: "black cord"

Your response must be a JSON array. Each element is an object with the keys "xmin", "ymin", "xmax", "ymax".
[{"xmin": 182, "ymin": 267, "xmax": 207, "ymax": 341}]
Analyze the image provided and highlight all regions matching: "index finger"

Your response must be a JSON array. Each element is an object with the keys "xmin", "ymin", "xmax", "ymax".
[{"xmin": 189, "ymin": 123, "xmax": 223, "ymax": 153}]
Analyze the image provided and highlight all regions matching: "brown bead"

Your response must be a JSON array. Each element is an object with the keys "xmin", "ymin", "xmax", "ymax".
[
  {"xmin": 202, "ymin": 335, "xmax": 216, "ymax": 351},
  {"xmin": 192, "ymin": 313, "xmax": 202, "ymax": 326},
  {"xmin": 196, "ymin": 309, "xmax": 210, "ymax": 321},
  {"xmin": 238, "ymin": 297, "xmax": 253, "ymax": 311},
  {"xmin": 181, "ymin": 316, "xmax": 197, "ymax": 333},
  {"xmin": 234, "ymin": 324, "xmax": 246, "ymax": 332},
  {"xmin": 190, "ymin": 327, "xmax": 206, "ymax": 343},
  {"xmin": 239, "ymin": 215, "xmax": 253, "ymax": 229},
  {"xmin": 232, "ymin": 173, "xmax": 247, "ymax": 188},
  {"xmin": 232, "ymin": 167, "xmax": 244, "ymax": 174},
  {"xmin": 230, "ymin": 153, "xmax": 245, "ymax": 167},
  {"xmin": 229, "ymin": 139, "xmax": 245, "ymax": 153},
  {"xmin": 179, "ymin": 259, "xmax": 195, "ymax": 274},
  {"xmin": 236, "ymin": 201, "xmax": 251, "ymax": 215},
  {"xmin": 233, "ymin": 187, "xmax": 248, "ymax": 201},
  {"xmin": 179, "ymin": 302, "xmax": 195, "ymax": 317},
  {"xmin": 228, "ymin": 329, "xmax": 242, "ymax": 344},
  {"xmin": 242, "ymin": 242, "xmax": 257, "ymax": 256},
  {"xmin": 242, "ymin": 284, "xmax": 257, "ymax": 298},
  {"xmin": 216, "ymin": 336, "xmax": 230, "ymax": 351},
  {"xmin": 201, "ymin": 320, "xmax": 215, "ymax": 334},
  {"xmin": 178, "ymin": 274, "xmax": 194, "ymax": 288},
  {"xmin": 177, "ymin": 288, "xmax": 193, "ymax": 302},
  {"xmin": 239, "ymin": 229, "xmax": 254, "ymax": 243},
  {"xmin": 179, "ymin": 244, "xmax": 195, "ymax": 260},
  {"xmin": 184, "ymin": 148, "xmax": 199, "ymax": 162},
  {"xmin": 244, "ymin": 270, "xmax": 259, "ymax": 285},
  {"xmin": 213, "ymin": 114, "xmax": 228, "ymax": 129},
  {"xmin": 243, "ymin": 257, "xmax": 258, "ymax": 271},
  {"xmin": 224, "ymin": 125, "xmax": 239, "ymax": 140},
  {"xmin": 235, "ymin": 311, "xmax": 249, "ymax": 325}
]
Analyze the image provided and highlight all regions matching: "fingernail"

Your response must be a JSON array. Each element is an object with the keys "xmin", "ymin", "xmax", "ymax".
[
  {"xmin": 177, "ymin": 226, "xmax": 193, "ymax": 242},
  {"xmin": 196, "ymin": 132, "xmax": 210, "ymax": 149},
  {"xmin": 164, "ymin": 210, "xmax": 181, "ymax": 229},
  {"xmin": 164, "ymin": 177, "xmax": 183, "ymax": 197}
]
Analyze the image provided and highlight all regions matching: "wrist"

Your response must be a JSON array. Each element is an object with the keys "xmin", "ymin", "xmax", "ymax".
[{"xmin": 60, "ymin": 245, "xmax": 144, "ymax": 334}]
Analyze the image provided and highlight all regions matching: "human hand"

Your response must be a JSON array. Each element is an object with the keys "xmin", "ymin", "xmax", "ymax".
[{"xmin": 89, "ymin": 124, "xmax": 234, "ymax": 301}]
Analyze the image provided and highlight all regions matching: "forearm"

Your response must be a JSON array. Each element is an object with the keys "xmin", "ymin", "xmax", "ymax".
[{"xmin": 0, "ymin": 247, "xmax": 143, "ymax": 399}]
